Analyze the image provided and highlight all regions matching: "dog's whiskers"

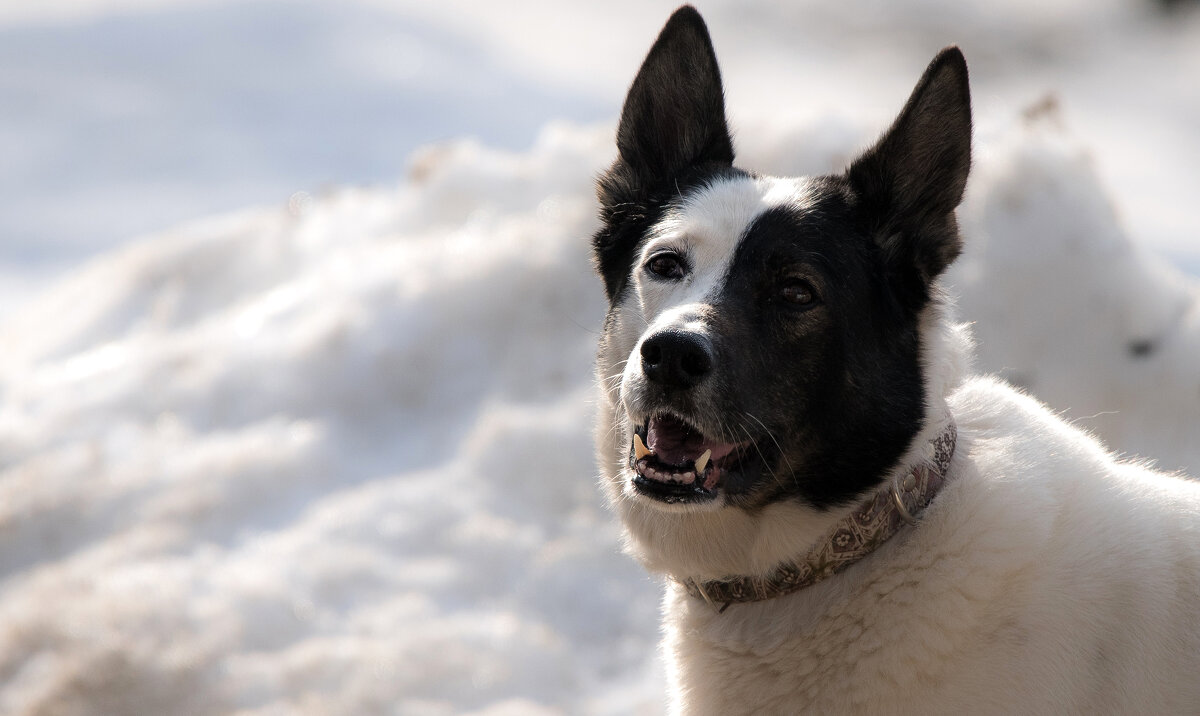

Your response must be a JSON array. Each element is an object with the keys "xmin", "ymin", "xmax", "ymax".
[
  {"xmin": 604, "ymin": 402, "xmax": 632, "ymax": 443},
  {"xmin": 737, "ymin": 419, "xmax": 786, "ymax": 491},
  {"xmin": 744, "ymin": 411, "xmax": 796, "ymax": 481},
  {"xmin": 601, "ymin": 372, "xmax": 625, "ymax": 388}
]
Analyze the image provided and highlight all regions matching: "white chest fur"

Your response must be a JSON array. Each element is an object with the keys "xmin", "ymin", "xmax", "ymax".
[{"xmin": 660, "ymin": 377, "xmax": 1200, "ymax": 715}]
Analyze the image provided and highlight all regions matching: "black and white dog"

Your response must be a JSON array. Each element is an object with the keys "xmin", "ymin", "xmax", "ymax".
[{"xmin": 593, "ymin": 6, "xmax": 1200, "ymax": 713}]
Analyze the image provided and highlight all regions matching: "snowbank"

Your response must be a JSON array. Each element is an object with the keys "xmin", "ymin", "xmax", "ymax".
[
  {"xmin": 0, "ymin": 123, "xmax": 663, "ymax": 714},
  {"xmin": 951, "ymin": 103, "xmax": 1200, "ymax": 474},
  {"xmin": 1, "ymin": 108, "xmax": 1197, "ymax": 713}
]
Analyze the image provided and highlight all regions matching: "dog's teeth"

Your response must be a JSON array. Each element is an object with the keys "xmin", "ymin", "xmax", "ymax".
[
  {"xmin": 633, "ymin": 433, "xmax": 652, "ymax": 460},
  {"xmin": 694, "ymin": 449, "xmax": 711, "ymax": 474}
]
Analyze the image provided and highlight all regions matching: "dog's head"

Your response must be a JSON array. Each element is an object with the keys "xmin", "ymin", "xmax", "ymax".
[{"xmin": 593, "ymin": 7, "xmax": 971, "ymax": 577}]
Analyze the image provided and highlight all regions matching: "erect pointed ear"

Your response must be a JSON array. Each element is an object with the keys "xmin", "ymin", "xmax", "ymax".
[
  {"xmin": 602, "ymin": 6, "xmax": 734, "ymax": 201},
  {"xmin": 847, "ymin": 47, "xmax": 972, "ymax": 288}
]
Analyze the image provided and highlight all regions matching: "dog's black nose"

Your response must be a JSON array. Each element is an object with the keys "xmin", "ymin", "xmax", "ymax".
[{"xmin": 640, "ymin": 330, "xmax": 713, "ymax": 388}]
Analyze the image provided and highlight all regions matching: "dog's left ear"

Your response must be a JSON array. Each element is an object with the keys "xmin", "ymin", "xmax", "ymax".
[{"xmin": 848, "ymin": 47, "xmax": 972, "ymax": 290}]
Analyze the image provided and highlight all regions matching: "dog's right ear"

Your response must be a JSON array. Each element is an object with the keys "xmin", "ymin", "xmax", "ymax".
[
  {"xmin": 599, "ymin": 6, "xmax": 734, "ymax": 205},
  {"xmin": 847, "ymin": 47, "xmax": 972, "ymax": 302},
  {"xmin": 593, "ymin": 6, "xmax": 734, "ymax": 300}
]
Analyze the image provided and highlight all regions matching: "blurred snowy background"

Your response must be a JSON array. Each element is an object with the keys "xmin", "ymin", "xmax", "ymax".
[{"xmin": 0, "ymin": 0, "xmax": 1198, "ymax": 713}]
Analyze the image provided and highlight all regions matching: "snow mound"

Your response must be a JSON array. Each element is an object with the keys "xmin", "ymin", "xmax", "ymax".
[
  {"xmin": 950, "ymin": 102, "xmax": 1200, "ymax": 474},
  {"xmin": 0, "ymin": 123, "xmax": 662, "ymax": 715},
  {"xmin": 1, "ymin": 109, "xmax": 1196, "ymax": 714}
]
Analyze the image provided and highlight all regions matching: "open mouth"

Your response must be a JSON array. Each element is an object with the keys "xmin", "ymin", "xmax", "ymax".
[{"xmin": 629, "ymin": 414, "xmax": 754, "ymax": 504}]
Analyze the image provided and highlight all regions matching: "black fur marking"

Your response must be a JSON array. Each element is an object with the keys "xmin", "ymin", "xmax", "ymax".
[
  {"xmin": 706, "ymin": 195, "xmax": 928, "ymax": 510},
  {"xmin": 592, "ymin": 6, "xmax": 737, "ymax": 301}
]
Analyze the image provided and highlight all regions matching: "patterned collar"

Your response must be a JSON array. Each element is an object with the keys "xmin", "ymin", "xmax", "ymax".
[{"xmin": 680, "ymin": 421, "xmax": 958, "ymax": 613}]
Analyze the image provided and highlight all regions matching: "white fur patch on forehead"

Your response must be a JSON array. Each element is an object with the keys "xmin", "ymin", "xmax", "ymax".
[
  {"xmin": 642, "ymin": 174, "xmax": 816, "ymax": 272},
  {"xmin": 632, "ymin": 174, "xmax": 817, "ymax": 325}
]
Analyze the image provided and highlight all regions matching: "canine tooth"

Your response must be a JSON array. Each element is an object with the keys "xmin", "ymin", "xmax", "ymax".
[
  {"xmin": 633, "ymin": 434, "xmax": 652, "ymax": 460},
  {"xmin": 694, "ymin": 449, "xmax": 712, "ymax": 474}
]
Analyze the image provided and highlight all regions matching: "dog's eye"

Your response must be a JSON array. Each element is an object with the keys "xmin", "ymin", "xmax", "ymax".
[
  {"xmin": 780, "ymin": 280, "xmax": 816, "ymax": 306},
  {"xmin": 646, "ymin": 253, "xmax": 686, "ymax": 280}
]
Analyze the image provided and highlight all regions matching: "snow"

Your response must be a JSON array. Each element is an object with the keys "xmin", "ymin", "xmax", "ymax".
[
  {"xmin": 0, "ymin": 124, "xmax": 668, "ymax": 713},
  {"xmin": 951, "ymin": 104, "xmax": 1200, "ymax": 474},
  {"xmin": 1, "ymin": 1, "xmax": 1198, "ymax": 713}
]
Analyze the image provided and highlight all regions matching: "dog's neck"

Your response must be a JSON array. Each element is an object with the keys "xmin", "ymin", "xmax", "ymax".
[{"xmin": 678, "ymin": 420, "xmax": 958, "ymax": 612}]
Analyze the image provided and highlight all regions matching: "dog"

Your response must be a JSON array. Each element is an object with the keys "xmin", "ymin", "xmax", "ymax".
[{"xmin": 592, "ymin": 6, "xmax": 1200, "ymax": 714}]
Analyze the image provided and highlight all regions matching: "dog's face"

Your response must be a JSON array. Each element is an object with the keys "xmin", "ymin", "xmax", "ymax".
[{"xmin": 594, "ymin": 7, "xmax": 971, "ymax": 536}]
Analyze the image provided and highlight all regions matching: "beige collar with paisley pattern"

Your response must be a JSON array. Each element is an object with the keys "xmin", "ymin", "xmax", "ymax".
[{"xmin": 680, "ymin": 421, "xmax": 958, "ymax": 613}]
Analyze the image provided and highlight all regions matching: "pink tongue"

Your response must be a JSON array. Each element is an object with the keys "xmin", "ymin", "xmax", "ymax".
[{"xmin": 646, "ymin": 415, "xmax": 739, "ymax": 467}]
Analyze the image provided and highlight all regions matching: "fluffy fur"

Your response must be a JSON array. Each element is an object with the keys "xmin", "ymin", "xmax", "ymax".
[
  {"xmin": 593, "ymin": 6, "xmax": 1200, "ymax": 714},
  {"xmin": 659, "ymin": 373, "xmax": 1200, "ymax": 714}
]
